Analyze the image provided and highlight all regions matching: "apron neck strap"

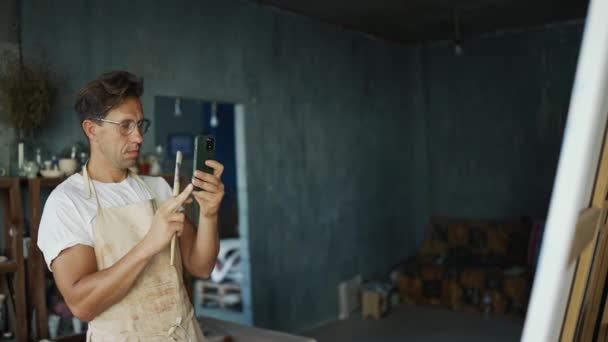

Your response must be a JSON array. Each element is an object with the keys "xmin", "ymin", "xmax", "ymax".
[{"xmin": 82, "ymin": 160, "xmax": 97, "ymax": 202}]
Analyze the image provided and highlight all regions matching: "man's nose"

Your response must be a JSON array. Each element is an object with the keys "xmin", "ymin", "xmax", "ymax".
[{"xmin": 130, "ymin": 127, "xmax": 144, "ymax": 144}]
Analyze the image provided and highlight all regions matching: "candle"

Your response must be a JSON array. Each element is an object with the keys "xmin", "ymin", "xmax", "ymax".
[{"xmin": 18, "ymin": 142, "xmax": 24, "ymax": 170}]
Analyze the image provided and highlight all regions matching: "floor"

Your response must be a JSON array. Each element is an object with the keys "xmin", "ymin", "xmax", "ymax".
[
  {"xmin": 304, "ymin": 305, "xmax": 525, "ymax": 342},
  {"xmin": 197, "ymin": 306, "xmax": 248, "ymax": 325}
]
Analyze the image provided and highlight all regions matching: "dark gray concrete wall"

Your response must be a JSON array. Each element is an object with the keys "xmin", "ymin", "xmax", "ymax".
[
  {"xmin": 422, "ymin": 22, "xmax": 583, "ymax": 219},
  {"xmin": 0, "ymin": 0, "xmax": 18, "ymax": 44},
  {"xmin": 0, "ymin": 0, "xmax": 19, "ymax": 171},
  {"xmin": 20, "ymin": 0, "xmax": 420, "ymax": 332},
  {"xmin": 0, "ymin": 0, "xmax": 19, "ymax": 251}
]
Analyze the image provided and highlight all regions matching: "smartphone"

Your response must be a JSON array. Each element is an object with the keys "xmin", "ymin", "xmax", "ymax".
[{"xmin": 193, "ymin": 134, "xmax": 216, "ymax": 191}]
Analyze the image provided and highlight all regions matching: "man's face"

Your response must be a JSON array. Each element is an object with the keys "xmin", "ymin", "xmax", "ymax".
[{"xmin": 96, "ymin": 97, "xmax": 145, "ymax": 170}]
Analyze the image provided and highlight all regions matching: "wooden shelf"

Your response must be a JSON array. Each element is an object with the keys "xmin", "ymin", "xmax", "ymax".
[
  {"xmin": 0, "ymin": 177, "xmax": 18, "ymax": 188},
  {"xmin": 0, "ymin": 176, "xmax": 66, "ymax": 186},
  {"xmin": 0, "ymin": 260, "xmax": 17, "ymax": 274},
  {"xmin": 55, "ymin": 332, "xmax": 86, "ymax": 342},
  {"xmin": 38, "ymin": 178, "xmax": 65, "ymax": 187},
  {"xmin": 27, "ymin": 177, "xmax": 63, "ymax": 340}
]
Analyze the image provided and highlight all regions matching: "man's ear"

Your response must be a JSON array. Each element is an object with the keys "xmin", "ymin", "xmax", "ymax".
[{"xmin": 82, "ymin": 120, "xmax": 97, "ymax": 141}]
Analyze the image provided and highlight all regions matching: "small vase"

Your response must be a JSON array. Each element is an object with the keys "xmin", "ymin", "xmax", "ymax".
[{"xmin": 9, "ymin": 129, "xmax": 35, "ymax": 177}]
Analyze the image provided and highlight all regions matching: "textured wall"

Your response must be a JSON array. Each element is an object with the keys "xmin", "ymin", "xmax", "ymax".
[
  {"xmin": 422, "ymin": 22, "xmax": 583, "ymax": 219},
  {"xmin": 0, "ymin": 0, "xmax": 18, "ymax": 173},
  {"xmin": 20, "ymin": 0, "xmax": 419, "ymax": 332},
  {"xmin": 0, "ymin": 0, "xmax": 18, "ymax": 44},
  {"xmin": 12, "ymin": 0, "xmax": 585, "ymax": 333},
  {"xmin": 0, "ymin": 0, "xmax": 18, "ymax": 251}
]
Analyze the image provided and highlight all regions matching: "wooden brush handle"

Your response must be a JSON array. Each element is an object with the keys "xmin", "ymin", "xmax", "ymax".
[
  {"xmin": 170, "ymin": 235, "xmax": 176, "ymax": 266},
  {"xmin": 170, "ymin": 174, "xmax": 180, "ymax": 266}
]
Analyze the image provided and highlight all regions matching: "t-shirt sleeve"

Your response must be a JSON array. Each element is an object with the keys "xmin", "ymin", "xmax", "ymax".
[
  {"xmin": 153, "ymin": 177, "xmax": 185, "ymax": 212},
  {"xmin": 155, "ymin": 177, "xmax": 173, "ymax": 203},
  {"xmin": 37, "ymin": 191, "xmax": 94, "ymax": 271}
]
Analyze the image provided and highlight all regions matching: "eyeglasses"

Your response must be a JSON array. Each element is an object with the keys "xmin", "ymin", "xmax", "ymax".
[{"xmin": 92, "ymin": 118, "xmax": 151, "ymax": 136}]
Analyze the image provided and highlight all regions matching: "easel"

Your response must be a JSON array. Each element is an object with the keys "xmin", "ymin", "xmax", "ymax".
[
  {"xmin": 561, "ymin": 125, "xmax": 608, "ymax": 341},
  {"xmin": 521, "ymin": 0, "xmax": 608, "ymax": 339}
]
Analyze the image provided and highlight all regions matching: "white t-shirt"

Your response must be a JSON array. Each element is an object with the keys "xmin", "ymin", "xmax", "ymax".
[{"xmin": 37, "ymin": 173, "xmax": 173, "ymax": 271}]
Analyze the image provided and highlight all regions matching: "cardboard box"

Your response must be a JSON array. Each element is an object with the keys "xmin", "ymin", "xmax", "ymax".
[{"xmin": 362, "ymin": 289, "xmax": 388, "ymax": 319}]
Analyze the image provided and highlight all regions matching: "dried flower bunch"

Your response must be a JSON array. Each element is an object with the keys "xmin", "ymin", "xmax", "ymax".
[{"xmin": 0, "ymin": 51, "xmax": 54, "ymax": 134}]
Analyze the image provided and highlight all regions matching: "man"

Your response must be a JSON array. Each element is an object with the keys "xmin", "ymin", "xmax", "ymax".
[{"xmin": 38, "ymin": 71, "xmax": 224, "ymax": 341}]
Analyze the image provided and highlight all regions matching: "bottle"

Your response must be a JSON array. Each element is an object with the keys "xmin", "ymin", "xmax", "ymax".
[
  {"xmin": 482, "ymin": 292, "xmax": 492, "ymax": 318},
  {"xmin": 79, "ymin": 151, "xmax": 88, "ymax": 168},
  {"xmin": 149, "ymin": 156, "xmax": 162, "ymax": 176},
  {"xmin": 35, "ymin": 148, "xmax": 43, "ymax": 170},
  {"xmin": 17, "ymin": 142, "xmax": 26, "ymax": 177},
  {"xmin": 51, "ymin": 155, "xmax": 59, "ymax": 171},
  {"xmin": 155, "ymin": 145, "xmax": 165, "ymax": 163}
]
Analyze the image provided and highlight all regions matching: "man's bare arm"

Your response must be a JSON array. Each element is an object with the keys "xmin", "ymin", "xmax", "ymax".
[
  {"xmin": 180, "ymin": 216, "xmax": 219, "ymax": 279},
  {"xmin": 52, "ymin": 243, "xmax": 152, "ymax": 321}
]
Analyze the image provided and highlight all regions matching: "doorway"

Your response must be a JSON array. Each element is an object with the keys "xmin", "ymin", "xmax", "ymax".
[{"xmin": 153, "ymin": 96, "xmax": 252, "ymax": 325}]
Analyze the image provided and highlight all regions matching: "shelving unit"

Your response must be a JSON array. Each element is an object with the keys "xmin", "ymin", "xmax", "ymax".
[
  {"xmin": 0, "ymin": 178, "xmax": 28, "ymax": 342},
  {"xmin": 26, "ymin": 176, "xmax": 71, "ymax": 341}
]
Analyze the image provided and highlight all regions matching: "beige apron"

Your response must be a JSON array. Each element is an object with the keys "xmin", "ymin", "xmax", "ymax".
[{"xmin": 82, "ymin": 165, "xmax": 205, "ymax": 341}]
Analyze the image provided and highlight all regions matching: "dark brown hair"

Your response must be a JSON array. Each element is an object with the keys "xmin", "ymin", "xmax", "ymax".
[{"xmin": 74, "ymin": 71, "xmax": 143, "ymax": 125}]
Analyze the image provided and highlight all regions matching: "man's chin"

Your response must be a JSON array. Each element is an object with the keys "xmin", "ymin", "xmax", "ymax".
[{"xmin": 121, "ymin": 159, "xmax": 138, "ymax": 169}]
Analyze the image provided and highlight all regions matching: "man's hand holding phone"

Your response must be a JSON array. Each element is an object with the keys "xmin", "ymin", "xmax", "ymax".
[{"xmin": 191, "ymin": 160, "xmax": 225, "ymax": 218}]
